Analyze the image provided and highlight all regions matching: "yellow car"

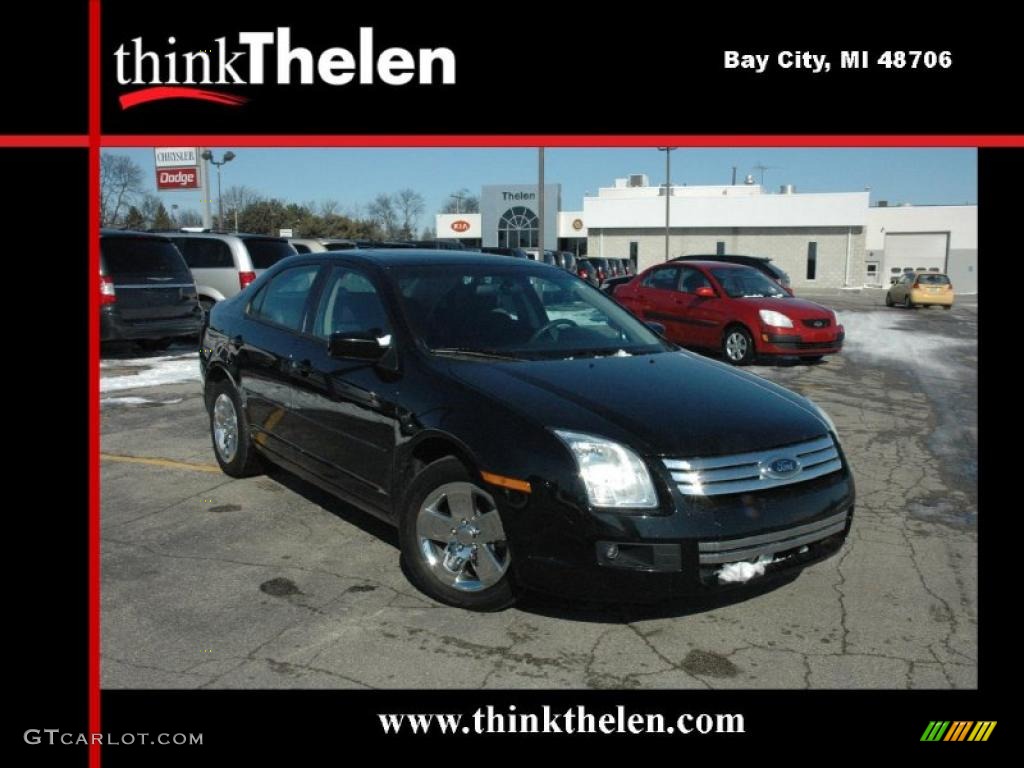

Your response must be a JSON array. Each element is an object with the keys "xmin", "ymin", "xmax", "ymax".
[{"xmin": 886, "ymin": 272, "xmax": 954, "ymax": 310}]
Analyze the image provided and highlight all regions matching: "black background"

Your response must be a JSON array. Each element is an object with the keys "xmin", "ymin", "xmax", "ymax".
[{"xmin": 5, "ymin": 3, "xmax": 1011, "ymax": 764}]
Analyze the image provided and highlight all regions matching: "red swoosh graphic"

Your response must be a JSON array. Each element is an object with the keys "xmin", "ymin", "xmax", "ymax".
[{"xmin": 119, "ymin": 86, "xmax": 248, "ymax": 109}]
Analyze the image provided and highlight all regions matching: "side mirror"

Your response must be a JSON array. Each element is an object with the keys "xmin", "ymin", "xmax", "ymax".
[
  {"xmin": 695, "ymin": 286, "xmax": 716, "ymax": 298},
  {"xmin": 329, "ymin": 330, "xmax": 391, "ymax": 361},
  {"xmin": 645, "ymin": 321, "xmax": 666, "ymax": 336}
]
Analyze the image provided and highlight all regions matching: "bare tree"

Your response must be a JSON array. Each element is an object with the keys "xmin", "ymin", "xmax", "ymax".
[
  {"xmin": 367, "ymin": 193, "xmax": 398, "ymax": 238},
  {"xmin": 177, "ymin": 209, "xmax": 203, "ymax": 226},
  {"xmin": 440, "ymin": 188, "xmax": 479, "ymax": 214},
  {"xmin": 100, "ymin": 153, "xmax": 145, "ymax": 225},
  {"xmin": 222, "ymin": 185, "xmax": 263, "ymax": 214},
  {"xmin": 396, "ymin": 188, "xmax": 425, "ymax": 239},
  {"xmin": 318, "ymin": 199, "xmax": 340, "ymax": 218}
]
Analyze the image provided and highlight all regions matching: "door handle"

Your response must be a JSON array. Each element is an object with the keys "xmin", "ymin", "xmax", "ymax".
[
  {"xmin": 231, "ymin": 334, "xmax": 244, "ymax": 347},
  {"xmin": 290, "ymin": 359, "xmax": 312, "ymax": 377}
]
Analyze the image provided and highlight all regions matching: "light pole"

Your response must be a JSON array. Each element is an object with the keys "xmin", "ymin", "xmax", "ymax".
[
  {"xmin": 201, "ymin": 149, "xmax": 235, "ymax": 231},
  {"xmin": 538, "ymin": 148, "xmax": 545, "ymax": 256},
  {"xmin": 658, "ymin": 147, "xmax": 675, "ymax": 261},
  {"xmin": 450, "ymin": 192, "xmax": 465, "ymax": 214}
]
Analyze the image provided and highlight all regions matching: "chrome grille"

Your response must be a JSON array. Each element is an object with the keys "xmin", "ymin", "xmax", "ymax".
[
  {"xmin": 698, "ymin": 509, "xmax": 849, "ymax": 564},
  {"xmin": 662, "ymin": 434, "xmax": 842, "ymax": 497}
]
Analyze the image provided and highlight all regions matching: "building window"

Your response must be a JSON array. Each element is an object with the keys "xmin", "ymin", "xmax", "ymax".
[
  {"xmin": 629, "ymin": 241, "xmax": 638, "ymax": 262},
  {"xmin": 806, "ymin": 242, "xmax": 817, "ymax": 280},
  {"xmin": 716, "ymin": 241, "xmax": 726, "ymax": 256},
  {"xmin": 497, "ymin": 206, "xmax": 539, "ymax": 249}
]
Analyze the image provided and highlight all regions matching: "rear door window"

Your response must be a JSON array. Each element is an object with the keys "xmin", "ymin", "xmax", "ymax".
[
  {"xmin": 173, "ymin": 238, "xmax": 233, "ymax": 269},
  {"xmin": 248, "ymin": 265, "xmax": 321, "ymax": 332},
  {"xmin": 643, "ymin": 266, "xmax": 680, "ymax": 291},
  {"xmin": 246, "ymin": 239, "xmax": 297, "ymax": 269}
]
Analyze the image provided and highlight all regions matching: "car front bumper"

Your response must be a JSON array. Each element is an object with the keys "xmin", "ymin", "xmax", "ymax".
[
  {"xmin": 505, "ymin": 464, "xmax": 855, "ymax": 603},
  {"xmin": 757, "ymin": 329, "xmax": 845, "ymax": 356},
  {"xmin": 100, "ymin": 307, "xmax": 204, "ymax": 342}
]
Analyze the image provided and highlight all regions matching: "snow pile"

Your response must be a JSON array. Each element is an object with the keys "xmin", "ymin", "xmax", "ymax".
[
  {"xmin": 717, "ymin": 555, "xmax": 775, "ymax": 583},
  {"xmin": 101, "ymin": 355, "xmax": 200, "ymax": 393},
  {"xmin": 101, "ymin": 396, "xmax": 184, "ymax": 405},
  {"xmin": 839, "ymin": 311, "xmax": 971, "ymax": 374}
]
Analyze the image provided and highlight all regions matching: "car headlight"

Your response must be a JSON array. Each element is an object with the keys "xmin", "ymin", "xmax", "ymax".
[
  {"xmin": 555, "ymin": 430, "xmax": 658, "ymax": 509},
  {"xmin": 806, "ymin": 398, "xmax": 838, "ymax": 436},
  {"xmin": 758, "ymin": 309, "xmax": 793, "ymax": 328},
  {"xmin": 833, "ymin": 310, "xmax": 841, "ymax": 327}
]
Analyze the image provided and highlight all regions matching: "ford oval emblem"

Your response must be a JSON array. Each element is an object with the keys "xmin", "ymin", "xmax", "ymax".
[{"xmin": 763, "ymin": 457, "xmax": 801, "ymax": 479}]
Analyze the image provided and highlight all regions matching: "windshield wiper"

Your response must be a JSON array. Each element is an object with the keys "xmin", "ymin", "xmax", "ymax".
[{"xmin": 431, "ymin": 347, "xmax": 523, "ymax": 361}]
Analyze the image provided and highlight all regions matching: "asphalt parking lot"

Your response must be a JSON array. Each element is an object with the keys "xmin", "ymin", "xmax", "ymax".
[{"xmin": 101, "ymin": 288, "xmax": 977, "ymax": 689}]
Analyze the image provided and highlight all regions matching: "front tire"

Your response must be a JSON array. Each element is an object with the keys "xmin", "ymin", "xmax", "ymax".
[
  {"xmin": 904, "ymin": 294, "xmax": 914, "ymax": 309},
  {"xmin": 207, "ymin": 378, "xmax": 262, "ymax": 478},
  {"xmin": 801, "ymin": 355, "xmax": 824, "ymax": 362},
  {"xmin": 399, "ymin": 457, "xmax": 516, "ymax": 611},
  {"xmin": 722, "ymin": 325, "xmax": 755, "ymax": 365}
]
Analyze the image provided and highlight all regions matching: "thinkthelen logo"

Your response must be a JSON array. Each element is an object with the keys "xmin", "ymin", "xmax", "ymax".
[{"xmin": 114, "ymin": 27, "xmax": 456, "ymax": 109}]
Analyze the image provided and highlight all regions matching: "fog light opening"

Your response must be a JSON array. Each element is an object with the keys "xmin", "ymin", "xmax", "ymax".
[{"xmin": 605, "ymin": 543, "xmax": 619, "ymax": 560}]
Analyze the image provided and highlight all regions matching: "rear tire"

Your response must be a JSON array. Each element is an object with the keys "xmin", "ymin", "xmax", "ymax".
[
  {"xmin": 207, "ymin": 378, "xmax": 262, "ymax": 478},
  {"xmin": 943, "ymin": 305, "xmax": 952, "ymax": 311},
  {"xmin": 903, "ymin": 294, "xmax": 914, "ymax": 309},
  {"xmin": 722, "ymin": 325, "xmax": 755, "ymax": 366},
  {"xmin": 885, "ymin": 292, "xmax": 894, "ymax": 307},
  {"xmin": 399, "ymin": 457, "xmax": 516, "ymax": 611}
]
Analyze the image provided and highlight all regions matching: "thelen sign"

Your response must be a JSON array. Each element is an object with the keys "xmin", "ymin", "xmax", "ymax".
[
  {"xmin": 156, "ymin": 167, "xmax": 200, "ymax": 189},
  {"xmin": 451, "ymin": 220, "xmax": 471, "ymax": 233}
]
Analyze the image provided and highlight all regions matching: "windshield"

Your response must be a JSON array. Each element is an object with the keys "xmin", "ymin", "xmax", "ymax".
[
  {"xmin": 393, "ymin": 265, "xmax": 668, "ymax": 360},
  {"xmin": 711, "ymin": 267, "xmax": 789, "ymax": 298}
]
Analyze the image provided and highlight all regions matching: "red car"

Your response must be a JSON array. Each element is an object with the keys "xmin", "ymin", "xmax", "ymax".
[{"xmin": 614, "ymin": 260, "xmax": 844, "ymax": 365}]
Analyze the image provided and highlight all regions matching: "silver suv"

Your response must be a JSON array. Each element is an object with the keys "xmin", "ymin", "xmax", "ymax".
[{"xmin": 169, "ymin": 233, "xmax": 296, "ymax": 313}]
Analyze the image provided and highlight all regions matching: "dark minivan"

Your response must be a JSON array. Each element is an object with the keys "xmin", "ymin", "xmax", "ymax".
[
  {"xmin": 201, "ymin": 250, "xmax": 853, "ymax": 611},
  {"xmin": 101, "ymin": 230, "xmax": 203, "ymax": 350}
]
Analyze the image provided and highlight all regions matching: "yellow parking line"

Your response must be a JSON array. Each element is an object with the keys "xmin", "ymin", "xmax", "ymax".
[{"xmin": 101, "ymin": 453, "xmax": 222, "ymax": 474}]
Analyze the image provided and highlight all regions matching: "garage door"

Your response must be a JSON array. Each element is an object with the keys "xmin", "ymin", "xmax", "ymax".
[{"xmin": 883, "ymin": 232, "xmax": 948, "ymax": 283}]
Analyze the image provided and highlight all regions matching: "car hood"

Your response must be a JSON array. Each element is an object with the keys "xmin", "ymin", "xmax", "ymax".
[
  {"xmin": 444, "ymin": 350, "xmax": 830, "ymax": 458},
  {"xmin": 739, "ymin": 296, "xmax": 833, "ymax": 318}
]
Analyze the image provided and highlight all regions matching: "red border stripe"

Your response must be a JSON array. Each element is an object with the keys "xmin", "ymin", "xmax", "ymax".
[
  {"xmin": 88, "ymin": 2, "xmax": 101, "ymax": 767},
  {"xmin": 0, "ymin": 136, "xmax": 89, "ymax": 147},
  {"xmin": 98, "ymin": 134, "xmax": 1024, "ymax": 147}
]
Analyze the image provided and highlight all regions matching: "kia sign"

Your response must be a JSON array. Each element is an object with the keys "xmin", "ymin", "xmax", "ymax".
[
  {"xmin": 157, "ymin": 167, "xmax": 200, "ymax": 189},
  {"xmin": 451, "ymin": 219, "xmax": 471, "ymax": 233},
  {"xmin": 154, "ymin": 147, "xmax": 199, "ymax": 167}
]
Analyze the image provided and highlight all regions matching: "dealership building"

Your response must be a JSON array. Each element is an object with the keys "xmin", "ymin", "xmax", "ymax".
[{"xmin": 436, "ymin": 176, "xmax": 977, "ymax": 292}]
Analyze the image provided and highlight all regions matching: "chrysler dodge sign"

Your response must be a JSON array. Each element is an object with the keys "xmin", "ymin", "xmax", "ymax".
[
  {"xmin": 154, "ymin": 147, "xmax": 200, "ymax": 189},
  {"xmin": 157, "ymin": 167, "xmax": 200, "ymax": 188}
]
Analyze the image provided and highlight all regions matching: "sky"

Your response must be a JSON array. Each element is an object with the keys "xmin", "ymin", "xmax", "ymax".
[{"xmin": 107, "ymin": 147, "xmax": 977, "ymax": 225}]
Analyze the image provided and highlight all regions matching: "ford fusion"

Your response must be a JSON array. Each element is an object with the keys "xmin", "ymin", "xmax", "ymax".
[{"xmin": 200, "ymin": 250, "xmax": 854, "ymax": 611}]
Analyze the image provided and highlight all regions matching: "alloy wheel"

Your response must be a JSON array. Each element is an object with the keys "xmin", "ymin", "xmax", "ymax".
[
  {"xmin": 726, "ymin": 331, "xmax": 748, "ymax": 362},
  {"xmin": 416, "ymin": 482, "xmax": 509, "ymax": 592},
  {"xmin": 212, "ymin": 393, "xmax": 239, "ymax": 463}
]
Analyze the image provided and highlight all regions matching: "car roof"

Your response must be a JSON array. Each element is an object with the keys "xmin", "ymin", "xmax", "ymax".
[
  {"xmin": 100, "ymin": 228, "xmax": 173, "ymax": 241},
  {"xmin": 300, "ymin": 248, "xmax": 541, "ymax": 268},
  {"xmin": 676, "ymin": 253, "xmax": 771, "ymax": 263},
  {"xmin": 670, "ymin": 260, "xmax": 759, "ymax": 270}
]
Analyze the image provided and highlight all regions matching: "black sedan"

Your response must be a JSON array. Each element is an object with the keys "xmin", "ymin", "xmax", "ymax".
[{"xmin": 200, "ymin": 250, "xmax": 854, "ymax": 611}]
